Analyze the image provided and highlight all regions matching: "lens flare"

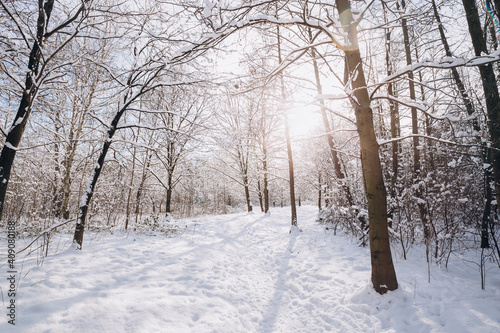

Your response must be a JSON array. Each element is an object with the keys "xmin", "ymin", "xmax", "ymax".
[
  {"xmin": 482, "ymin": 0, "xmax": 500, "ymax": 34},
  {"xmin": 334, "ymin": 8, "xmax": 360, "ymax": 52}
]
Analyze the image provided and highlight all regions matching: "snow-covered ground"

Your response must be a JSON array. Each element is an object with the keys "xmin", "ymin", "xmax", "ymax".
[{"xmin": 1, "ymin": 205, "xmax": 500, "ymax": 332}]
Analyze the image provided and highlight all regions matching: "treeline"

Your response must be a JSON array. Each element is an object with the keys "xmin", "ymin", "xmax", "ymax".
[{"xmin": 1, "ymin": 0, "xmax": 500, "ymax": 293}]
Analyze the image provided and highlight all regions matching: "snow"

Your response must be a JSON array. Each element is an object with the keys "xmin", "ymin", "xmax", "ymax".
[
  {"xmin": 1, "ymin": 206, "xmax": 499, "ymax": 332},
  {"xmin": 4, "ymin": 142, "xmax": 17, "ymax": 151},
  {"xmin": 202, "ymin": 0, "xmax": 214, "ymax": 18},
  {"xmin": 14, "ymin": 117, "xmax": 23, "ymax": 126},
  {"xmin": 380, "ymin": 50, "xmax": 500, "ymax": 85}
]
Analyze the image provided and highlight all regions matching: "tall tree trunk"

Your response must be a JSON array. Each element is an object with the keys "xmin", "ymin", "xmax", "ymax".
[
  {"xmin": 400, "ymin": 0, "xmax": 431, "ymax": 243},
  {"xmin": 432, "ymin": 0, "xmax": 475, "ymax": 116},
  {"xmin": 382, "ymin": 1, "xmax": 400, "ymax": 192},
  {"xmin": 482, "ymin": 166, "xmax": 492, "ymax": 248},
  {"xmin": 433, "ymin": 0, "xmax": 490, "ymax": 247},
  {"xmin": 243, "ymin": 175, "xmax": 253, "ymax": 212},
  {"xmin": 73, "ymin": 104, "xmax": 126, "ymax": 249},
  {"xmin": 72, "ymin": 57, "xmax": 163, "ymax": 248},
  {"xmin": 261, "ymin": 105, "xmax": 270, "ymax": 214},
  {"xmin": 462, "ymin": 0, "xmax": 500, "ymax": 209},
  {"xmin": 135, "ymin": 152, "xmax": 152, "ymax": 223},
  {"xmin": 165, "ymin": 171, "xmax": 173, "ymax": 214},
  {"xmin": 263, "ymin": 156, "xmax": 270, "ymax": 213},
  {"xmin": 60, "ymin": 94, "xmax": 94, "ymax": 219},
  {"xmin": 400, "ymin": 0, "xmax": 420, "ymax": 175},
  {"xmin": 52, "ymin": 124, "xmax": 62, "ymax": 217},
  {"xmin": 0, "ymin": 0, "xmax": 55, "ymax": 219},
  {"xmin": 257, "ymin": 179, "xmax": 264, "ymax": 212},
  {"xmin": 318, "ymin": 172, "xmax": 322, "ymax": 211},
  {"xmin": 336, "ymin": 0, "xmax": 398, "ymax": 294},
  {"xmin": 309, "ymin": 28, "xmax": 353, "ymax": 207},
  {"xmin": 277, "ymin": 25, "xmax": 297, "ymax": 227},
  {"xmin": 125, "ymin": 145, "xmax": 137, "ymax": 229}
]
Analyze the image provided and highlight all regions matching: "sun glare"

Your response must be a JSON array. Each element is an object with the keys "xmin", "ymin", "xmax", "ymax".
[{"xmin": 286, "ymin": 104, "xmax": 323, "ymax": 138}]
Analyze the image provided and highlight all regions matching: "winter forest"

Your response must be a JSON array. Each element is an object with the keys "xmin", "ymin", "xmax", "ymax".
[{"xmin": 1, "ymin": 0, "xmax": 500, "ymax": 331}]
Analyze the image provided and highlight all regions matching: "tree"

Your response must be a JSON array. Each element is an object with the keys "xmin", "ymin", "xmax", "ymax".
[
  {"xmin": 462, "ymin": 0, "xmax": 500, "ymax": 225},
  {"xmin": 309, "ymin": 28, "xmax": 354, "ymax": 208},
  {"xmin": 334, "ymin": 0, "xmax": 398, "ymax": 293},
  {"xmin": 399, "ymin": 0, "xmax": 431, "ymax": 254},
  {"xmin": 73, "ymin": 62, "xmax": 167, "ymax": 248},
  {"xmin": 214, "ymin": 90, "xmax": 257, "ymax": 213},
  {"xmin": 0, "ymin": 0, "xmax": 93, "ymax": 220},
  {"xmin": 277, "ymin": 23, "xmax": 298, "ymax": 228},
  {"xmin": 147, "ymin": 86, "xmax": 207, "ymax": 215}
]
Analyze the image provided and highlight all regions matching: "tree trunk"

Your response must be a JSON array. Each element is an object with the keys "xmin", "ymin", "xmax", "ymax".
[
  {"xmin": 462, "ymin": 0, "xmax": 500, "ymax": 208},
  {"xmin": 277, "ymin": 25, "xmax": 297, "ymax": 227},
  {"xmin": 72, "ymin": 68, "xmax": 156, "ymax": 248},
  {"xmin": 263, "ymin": 158, "xmax": 270, "ymax": 213},
  {"xmin": 432, "ymin": 0, "xmax": 474, "ymax": 116},
  {"xmin": 52, "ymin": 125, "xmax": 62, "ymax": 217},
  {"xmin": 0, "ymin": 0, "xmax": 55, "ymax": 219},
  {"xmin": 309, "ymin": 27, "xmax": 353, "ymax": 207},
  {"xmin": 336, "ymin": 0, "xmax": 398, "ymax": 294},
  {"xmin": 244, "ymin": 175, "xmax": 253, "ymax": 212},
  {"xmin": 257, "ymin": 179, "xmax": 264, "ymax": 212},
  {"xmin": 261, "ymin": 108, "xmax": 270, "ymax": 213},
  {"xmin": 382, "ymin": 1, "xmax": 400, "ymax": 192},
  {"xmin": 318, "ymin": 172, "xmax": 322, "ymax": 211},
  {"xmin": 165, "ymin": 171, "xmax": 173, "ymax": 214},
  {"xmin": 135, "ymin": 153, "xmax": 152, "ymax": 223},
  {"xmin": 400, "ymin": 0, "xmax": 421, "ymax": 174},
  {"xmin": 482, "ymin": 166, "xmax": 492, "ymax": 248},
  {"xmin": 284, "ymin": 114, "xmax": 297, "ymax": 225},
  {"xmin": 125, "ymin": 145, "xmax": 137, "ymax": 229},
  {"xmin": 73, "ymin": 119, "xmax": 121, "ymax": 249},
  {"xmin": 434, "ymin": 0, "xmax": 490, "ymax": 246},
  {"xmin": 60, "ymin": 73, "xmax": 97, "ymax": 220},
  {"xmin": 400, "ymin": 0, "xmax": 431, "ymax": 242}
]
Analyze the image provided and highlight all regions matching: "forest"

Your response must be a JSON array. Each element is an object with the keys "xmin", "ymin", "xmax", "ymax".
[{"xmin": 1, "ymin": 0, "xmax": 500, "ymax": 330}]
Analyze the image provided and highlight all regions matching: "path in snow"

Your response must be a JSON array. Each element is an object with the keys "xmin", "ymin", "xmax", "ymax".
[{"xmin": 1, "ymin": 205, "xmax": 500, "ymax": 332}]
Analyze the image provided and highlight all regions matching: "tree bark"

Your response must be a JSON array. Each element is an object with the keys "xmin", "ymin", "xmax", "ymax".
[
  {"xmin": 73, "ymin": 106, "xmax": 124, "ymax": 248},
  {"xmin": 262, "ymin": 115, "xmax": 270, "ymax": 214},
  {"xmin": 125, "ymin": 144, "xmax": 137, "ymax": 230},
  {"xmin": 165, "ymin": 171, "xmax": 174, "ymax": 214},
  {"xmin": 277, "ymin": 24, "xmax": 297, "ymax": 226},
  {"xmin": 60, "ymin": 83, "xmax": 95, "ymax": 220},
  {"xmin": 432, "ymin": 0, "xmax": 474, "ymax": 116},
  {"xmin": 0, "ymin": 0, "xmax": 55, "ymax": 219},
  {"xmin": 462, "ymin": 0, "xmax": 500, "ymax": 209},
  {"xmin": 309, "ymin": 27, "xmax": 353, "ymax": 207},
  {"xmin": 135, "ymin": 153, "xmax": 152, "ymax": 223},
  {"xmin": 400, "ymin": 0, "xmax": 421, "ymax": 175},
  {"xmin": 257, "ymin": 179, "xmax": 264, "ymax": 212},
  {"xmin": 336, "ymin": 0, "xmax": 398, "ymax": 294},
  {"xmin": 318, "ymin": 172, "xmax": 322, "ymax": 211},
  {"xmin": 400, "ymin": 0, "xmax": 431, "ymax": 242},
  {"xmin": 382, "ymin": 1, "xmax": 400, "ymax": 192},
  {"xmin": 263, "ymin": 156, "xmax": 270, "ymax": 213},
  {"xmin": 244, "ymin": 174, "xmax": 253, "ymax": 212}
]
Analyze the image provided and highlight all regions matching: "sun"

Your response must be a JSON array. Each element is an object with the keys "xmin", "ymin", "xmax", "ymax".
[{"xmin": 286, "ymin": 104, "xmax": 323, "ymax": 138}]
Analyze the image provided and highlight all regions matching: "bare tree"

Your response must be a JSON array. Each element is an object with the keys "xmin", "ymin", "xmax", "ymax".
[
  {"xmin": 0, "ymin": 0, "xmax": 94, "ymax": 220},
  {"xmin": 147, "ymin": 86, "xmax": 207, "ymax": 215},
  {"xmin": 214, "ymin": 91, "xmax": 257, "ymax": 213},
  {"xmin": 277, "ymin": 23, "xmax": 297, "ymax": 228}
]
